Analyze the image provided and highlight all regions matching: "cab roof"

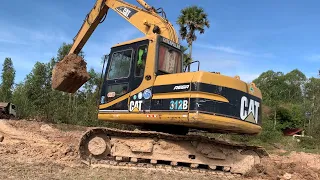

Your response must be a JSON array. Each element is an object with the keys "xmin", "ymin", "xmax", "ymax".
[{"xmin": 112, "ymin": 36, "xmax": 150, "ymax": 48}]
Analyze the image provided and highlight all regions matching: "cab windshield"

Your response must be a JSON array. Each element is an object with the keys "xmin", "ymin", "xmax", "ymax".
[{"xmin": 158, "ymin": 44, "xmax": 182, "ymax": 74}]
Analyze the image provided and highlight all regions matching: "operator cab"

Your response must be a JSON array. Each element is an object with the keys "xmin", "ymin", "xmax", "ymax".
[
  {"xmin": 100, "ymin": 35, "xmax": 183, "ymax": 110},
  {"xmin": 156, "ymin": 38, "xmax": 183, "ymax": 75}
]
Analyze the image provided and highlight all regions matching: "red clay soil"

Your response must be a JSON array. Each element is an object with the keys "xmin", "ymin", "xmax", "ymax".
[
  {"xmin": 245, "ymin": 152, "xmax": 320, "ymax": 180},
  {"xmin": 52, "ymin": 54, "xmax": 90, "ymax": 93},
  {"xmin": 0, "ymin": 119, "xmax": 320, "ymax": 180}
]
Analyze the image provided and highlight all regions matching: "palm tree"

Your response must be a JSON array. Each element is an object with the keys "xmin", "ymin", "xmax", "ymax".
[
  {"xmin": 177, "ymin": 6, "xmax": 210, "ymax": 72},
  {"xmin": 181, "ymin": 46, "xmax": 192, "ymax": 71}
]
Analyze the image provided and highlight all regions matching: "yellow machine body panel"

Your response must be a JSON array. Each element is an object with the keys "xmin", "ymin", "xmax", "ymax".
[{"xmin": 98, "ymin": 69, "xmax": 262, "ymax": 135}]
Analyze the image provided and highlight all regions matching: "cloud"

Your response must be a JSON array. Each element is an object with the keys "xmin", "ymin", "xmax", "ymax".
[
  {"xmin": 235, "ymin": 73, "xmax": 260, "ymax": 83},
  {"xmin": 197, "ymin": 59, "xmax": 240, "ymax": 70},
  {"xmin": 0, "ymin": 28, "xmax": 29, "ymax": 45},
  {"xmin": 306, "ymin": 54, "xmax": 320, "ymax": 62},
  {"xmin": 209, "ymin": 46, "xmax": 252, "ymax": 56},
  {"xmin": 196, "ymin": 44, "xmax": 275, "ymax": 58},
  {"xmin": 190, "ymin": 51, "xmax": 242, "ymax": 75},
  {"xmin": 30, "ymin": 30, "xmax": 68, "ymax": 44},
  {"xmin": 0, "ymin": 38, "xmax": 28, "ymax": 45},
  {"xmin": 188, "ymin": 45, "xmax": 270, "ymax": 83},
  {"xmin": 0, "ymin": 23, "xmax": 69, "ymax": 47}
]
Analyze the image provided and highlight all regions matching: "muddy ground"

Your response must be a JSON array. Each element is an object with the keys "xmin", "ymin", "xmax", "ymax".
[{"xmin": 0, "ymin": 119, "xmax": 319, "ymax": 180}]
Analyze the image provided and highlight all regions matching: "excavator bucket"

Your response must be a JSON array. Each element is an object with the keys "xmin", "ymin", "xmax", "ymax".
[{"xmin": 51, "ymin": 54, "xmax": 90, "ymax": 93}]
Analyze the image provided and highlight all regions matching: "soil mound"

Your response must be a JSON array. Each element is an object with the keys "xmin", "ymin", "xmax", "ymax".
[{"xmin": 245, "ymin": 152, "xmax": 320, "ymax": 180}]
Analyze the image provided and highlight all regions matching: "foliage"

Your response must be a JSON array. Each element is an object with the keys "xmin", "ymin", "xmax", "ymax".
[
  {"xmin": 253, "ymin": 70, "xmax": 286, "ymax": 105},
  {"xmin": 177, "ymin": 5, "xmax": 209, "ymax": 72},
  {"xmin": 181, "ymin": 46, "xmax": 192, "ymax": 70},
  {"xmin": 0, "ymin": 58, "xmax": 15, "ymax": 102},
  {"xmin": 177, "ymin": 6, "xmax": 210, "ymax": 46},
  {"xmin": 56, "ymin": 42, "xmax": 85, "ymax": 62},
  {"xmin": 303, "ymin": 77, "xmax": 320, "ymax": 136},
  {"xmin": 253, "ymin": 69, "xmax": 319, "ymax": 138},
  {"xmin": 10, "ymin": 42, "xmax": 102, "ymax": 127},
  {"xmin": 257, "ymin": 118, "xmax": 284, "ymax": 143},
  {"xmin": 275, "ymin": 104, "xmax": 305, "ymax": 130}
]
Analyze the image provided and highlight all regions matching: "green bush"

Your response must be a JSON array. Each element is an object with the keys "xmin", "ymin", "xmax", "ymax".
[
  {"xmin": 296, "ymin": 137, "xmax": 320, "ymax": 151},
  {"xmin": 257, "ymin": 117, "xmax": 283, "ymax": 143}
]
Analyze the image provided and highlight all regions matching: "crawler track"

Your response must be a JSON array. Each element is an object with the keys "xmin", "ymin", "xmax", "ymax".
[
  {"xmin": 79, "ymin": 127, "xmax": 268, "ymax": 176},
  {"xmin": 81, "ymin": 159, "xmax": 242, "ymax": 179}
]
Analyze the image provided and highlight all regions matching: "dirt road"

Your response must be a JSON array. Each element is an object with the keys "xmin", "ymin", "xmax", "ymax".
[{"xmin": 0, "ymin": 119, "xmax": 319, "ymax": 180}]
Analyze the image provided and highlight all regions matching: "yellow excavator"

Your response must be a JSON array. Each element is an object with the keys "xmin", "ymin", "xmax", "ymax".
[{"xmin": 52, "ymin": 0, "xmax": 267, "ymax": 175}]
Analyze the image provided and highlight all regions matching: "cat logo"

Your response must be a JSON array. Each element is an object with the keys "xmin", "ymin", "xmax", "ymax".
[
  {"xmin": 120, "ymin": 7, "xmax": 131, "ymax": 18},
  {"xmin": 240, "ymin": 96, "xmax": 260, "ymax": 123},
  {"xmin": 115, "ymin": 6, "xmax": 137, "ymax": 19},
  {"xmin": 129, "ymin": 100, "xmax": 142, "ymax": 112}
]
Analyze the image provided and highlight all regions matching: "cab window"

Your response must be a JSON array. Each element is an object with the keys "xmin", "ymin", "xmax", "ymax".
[
  {"xmin": 135, "ymin": 45, "xmax": 148, "ymax": 76},
  {"xmin": 158, "ymin": 44, "xmax": 182, "ymax": 74},
  {"xmin": 107, "ymin": 49, "xmax": 133, "ymax": 79}
]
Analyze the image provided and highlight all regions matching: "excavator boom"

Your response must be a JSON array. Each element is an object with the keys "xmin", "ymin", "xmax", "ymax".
[
  {"xmin": 70, "ymin": 0, "xmax": 108, "ymax": 55},
  {"xmin": 70, "ymin": 0, "xmax": 178, "ymax": 56}
]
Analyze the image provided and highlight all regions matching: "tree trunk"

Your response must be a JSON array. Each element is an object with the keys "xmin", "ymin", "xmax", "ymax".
[
  {"xmin": 68, "ymin": 93, "xmax": 71, "ymax": 122},
  {"xmin": 188, "ymin": 43, "xmax": 192, "ymax": 72},
  {"xmin": 309, "ymin": 95, "xmax": 315, "ymax": 134},
  {"xmin": 273, "ymin": 107, "xmax": 277, "ymax": 130}
]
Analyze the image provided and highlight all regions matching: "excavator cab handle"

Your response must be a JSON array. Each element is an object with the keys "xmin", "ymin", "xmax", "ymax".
[{"xmin": 184, "ymin": 60, "xmax": 200, "ymax": 72}]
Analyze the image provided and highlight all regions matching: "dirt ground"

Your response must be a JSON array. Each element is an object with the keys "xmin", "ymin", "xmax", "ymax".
[{"xmin": 0, "ymin": 119, "xmax": 319, "ymax": 180}]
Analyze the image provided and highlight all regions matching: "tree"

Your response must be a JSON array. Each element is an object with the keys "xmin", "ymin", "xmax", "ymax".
[
  {"xmin": 253, "ymin": 70, "xmax": 308, "ymax": 130},
  {"xmin": 253, "ymin": 70, "xmax": 286, "ymax": 105},
  {"xmin": 253, "ymin": 70, "xmax": 284, "ymax": 129},
  {"xmin": 177, "ymin": 5, "xmax": 210, "ymax": 72},
  {"xmin": 181, "ymin": 46, "xmax": 192, "ymax": 71},
  {"xmin": 0, "ymin": 57, "xmax": 15, "ymax": 102},
  {"xmin": 56, "ymin": 42, "xmax": 85, "ymax": 62},
  {"xmin": 304, "ymin": 77, "xmax": 320, "ymax": 135},
  {"xmin": 24, "ymin": 62, "xmax": 49, "ymax": 118},
  {"xmin": 283, "ymin": 69, "xmax": 306, "ymax": 103}
]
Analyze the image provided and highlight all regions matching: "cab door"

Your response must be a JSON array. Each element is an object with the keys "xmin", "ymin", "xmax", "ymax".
[{"xmin": 99, "ymin": 40, "xmax": 149, "ymax": 111}]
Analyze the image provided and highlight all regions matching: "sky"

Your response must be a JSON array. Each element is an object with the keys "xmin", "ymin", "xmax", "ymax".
[{"xmin": 0, "ymin": 0, "xmax": 319, "ymax": 84}]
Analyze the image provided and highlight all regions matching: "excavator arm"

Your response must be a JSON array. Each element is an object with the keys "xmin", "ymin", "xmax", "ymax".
[
  {"xmin": 70, "ymin": 0, "xmax": 178, "ymax": 55},
  {"xmin": 69, "ymin": 0, "xmax": 108, "ymax": 55},
  {"xmin": 52, "ymin": 0, "xmax": 179, "ymax": 93}
]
